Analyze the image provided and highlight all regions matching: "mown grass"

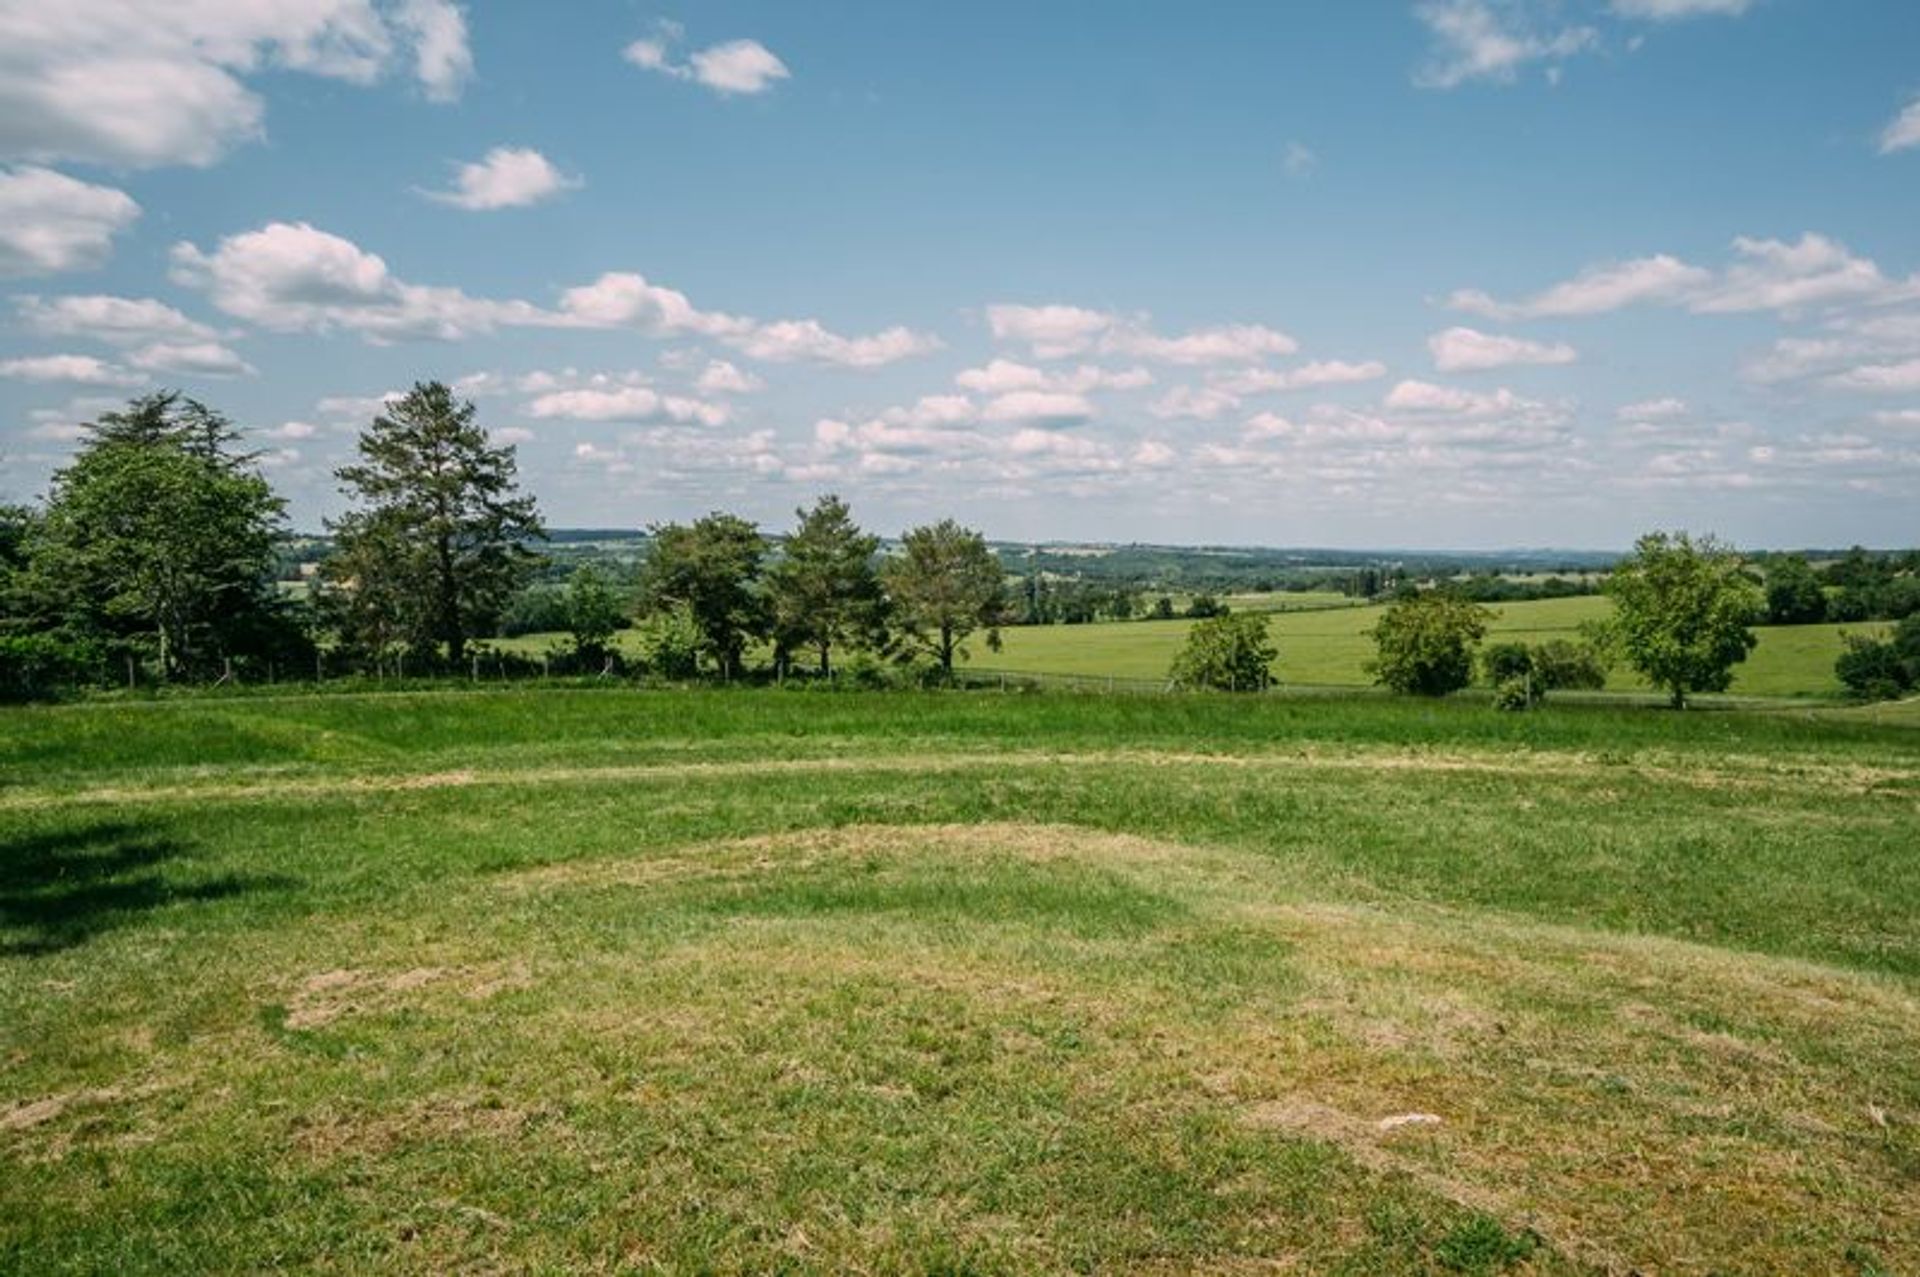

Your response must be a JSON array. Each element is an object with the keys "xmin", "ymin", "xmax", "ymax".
[{"xmin": 4, "ymin": 688, "xmax": 1918, "ymax": 1273}]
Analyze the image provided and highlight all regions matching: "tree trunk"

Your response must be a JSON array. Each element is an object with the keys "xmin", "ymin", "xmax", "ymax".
[
  {"xmin": 437, "ymin": 531, "xmax": 462, "ymax": 666},
  {"xmin": 939, "ymin": 623, "xmax": 954, "ymax": 675},
  {"xmin": 818, "ymin": 642, "xmax": 831, "ymax": 677},
  {"xmin": 1669, "ymin": 685, "xmax": 1686, "ymax": 710}
]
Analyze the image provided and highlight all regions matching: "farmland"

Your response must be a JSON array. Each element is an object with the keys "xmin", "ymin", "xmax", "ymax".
[
  {"xmin": 4, "ymin": 688, "xmax": 1919, "ymax": 1273},
  {"xmin": 501, "ymin": 595, "xmax": 1881, "ymax": 698}
]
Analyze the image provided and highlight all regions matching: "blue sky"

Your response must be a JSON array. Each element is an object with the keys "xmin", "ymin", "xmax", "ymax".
[{"xmin": 2, "ymin": 0, "xmax": 1917, "ymax": 549}]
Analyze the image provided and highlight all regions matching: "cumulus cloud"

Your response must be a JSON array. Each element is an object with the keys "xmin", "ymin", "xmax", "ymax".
[
  {"xmin": 0, "ymin": 0, "xmax": 473, "ymax": 169},
  {"xmin": 15, "ymin": 294, "xmax": 219, "ymax": 345},
  {"xmin": 0, "ymin": 167, "xmax": 140, "ymax": 277},
  {"xmin": 527, "ymin": 386, "xmax": 730, "ymax": 426},
  {"xmin": 980, "ymin": 391, "xmax": 1094, "ymax": 427},
  {"xmin": 1826, "ymin": 359, "xmax": 1920, "ymax": 394},
  {"xmin": 1617, "ymin": 397, "xmax": 1688, "ymax": 421},
  {"xmin": 695, "ymin": 360, "xmax": 764, "ymax": 394},
  {"xmin": 1450, "ymin": 234, "xmax": 1918, "ymax": 320},
  {"xmin": 424, "ymin": 146, "xmax": 579, "ymax": 210},
  {"xmin": 1428, "ymin": 326, "xmax": 1577, "ymax": 371},
  {"xmin": 1412, "ymin": 0, "xmax": 1598, "ymax": 89},
  {"xmin": 168, "ymin": 221, "xmax": 938, "ymax": 364},
  {"xmin": 624, "ymin": 27, "xmax": 789, "ymax": 96},
  {"xmin": 0, "ymin": 354, "xmax": 145, "ymax": 387}
]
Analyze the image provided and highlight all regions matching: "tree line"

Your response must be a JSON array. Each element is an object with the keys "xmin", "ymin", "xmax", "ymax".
[
  {"xmin": 0, "ymin": 383, "xmax": 1016, "ymax": 697},
  {"xmin": 2, "ymin": 384, "xmax": 1912, "ymax": 705}
]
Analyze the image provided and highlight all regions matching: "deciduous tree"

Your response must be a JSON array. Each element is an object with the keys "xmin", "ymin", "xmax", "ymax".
[
  {"xmin": 1368, "ymin": 591, "xmax": 1492, "ymax": 697},
  {"xmin": 1170, "ymin": 612, "xmax": 1277, "ymax": 691},
  {"xmin": 636, "ymin": 513, "xmax": 767, "ymax": 678},
  {"xmin": 1602, "ymin": 531, "xmax": 1761, "ymax": 709}
]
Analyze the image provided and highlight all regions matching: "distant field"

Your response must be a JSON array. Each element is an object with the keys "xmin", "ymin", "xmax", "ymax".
[
  {"xmin": 4, "ymin": 689, "xmax": 1919, "ymax": 1272},
  {"xmin": 498, "ymin": 595, "xmax": 1878, "ymax": 697},
  {"xmin": 975, "ymin": 596, "xmax": 1881, "ymax": 697}
]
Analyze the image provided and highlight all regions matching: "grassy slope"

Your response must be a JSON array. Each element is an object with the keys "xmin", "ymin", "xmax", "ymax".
[{"xmin": 4, "ymin": 689, "xmax": 1919, "ymax": 1273}]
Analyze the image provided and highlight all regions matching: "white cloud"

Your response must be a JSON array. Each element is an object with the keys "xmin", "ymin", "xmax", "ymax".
[
  {"xmin": 169, "ymin": 221, "xmax": 941, "ymax": 364},
  {"xmin": 1283, "ymin": 141, "xmax": 1317, "ymax": 179},
  {"xmin": 394, "ymin": 0, "xmax": 473, "ymax": 103},
  {"xmin": 0, "ymin": 166, "xmax": 140, "ymax": 277},
  {"xmin": 527, "ymin": 386, "xmax": 730, "ymax": 426},
  {"xmin": 732, "ymin": 320, "xmax": 942, "ymax": 368},
  {"xmin": 1826, "ymin": 359, "xmax": 1920, "ymax": 393},
  {"xmin": 1149, "ymin": 385, "xmax": 1241, "ymax": 421},
  {"xmin": 1214, "ymin": 360, "xmax": 1389, "ymax": 395},
  {"xmin": 15, "ymin": 294, "xmax": 218, "ymax": 345},
  {"xmin": 1383, "ymin": 380, "xmax": 1567, "ymax": 425},
  {"xmin": 985, "ymin": 303, "xmax": 1295, "ymax": 365},
  {"xmin": 425, "ymin": 146, "xmax": 578, "ymax": 211},
  {"xmin": 1883, "ymin": 97, "xmax": 1920, "ymax": 155},
  {"xmin": 1449, "ymin": 254, "xmax": 1709, "ymax": 319},
  {"xmin": 1450, "ymin": 233, "xmax": 1918, "ymax": 320},
  {"xmin": 1871, "ymin": 409, "xmax": 1920, "ymax": 427},
  {"xmin": 624, "ymin": 29, "xmax": 789, "ymax": 96},
  {"xmin": 953, "ymin": 359, "xmax": 1152, "ymax": 395},
  {"xmin": 0, "ymin": 0, "xmax": 473, "ymax": 169},
  {"xmin": 694, "ymin": 360, "xmax": 764, "ymax": 394},
  {"xmin": 980, "ymin": 391, "xmax": 1094, "ymax": 427},
  {"xmin": 985, "ymin": 304, "xmax": 1116, "ymax": 359},
  {"xmin": 127, "ymin": 341, "xmax": 256, "ymax": 378},
  {"xmin": 0, "ymin": 354, "xmax": 145, "ymax": 387},
  {"xmin": 1610, "ymin": 0, "xmax": 1752, "ymax": 17},
  {"xmin": 271, "ymin": 421, "xmax": 318, "ymax": 440},
  {"xmin": 1428, "ymin": 325, "xmax": 1577, "ymax": 371},
  {"xmin": 1413, "ymin": 0, "xmax": 1598, "ymax": 89}
]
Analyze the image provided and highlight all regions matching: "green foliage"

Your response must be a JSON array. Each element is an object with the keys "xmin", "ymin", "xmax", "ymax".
[
  {"xmin": 1368, "ymin": 591, "xmax": 1494, "ymax": 696},
  {"xmin": 1184, "ymin": 593, "xmax": 1228, "ymax": 619},
  {"xmin": 636, "ymin": 513, "xmax": 768, "ymax": 678},
  {"xmin": 563, "ymin": 566, "xmax": 624, "ymax": 663},
  {"xmin": 632, "ymin": 603, "xmax": 704, "ymax": 679},
  {"xmin": 766, "ymin": 494, "xmax": 886, "ymax": 676},
  {"xmin": 1482, "ymin": 639, "xmax": 1608, "ymax": 707},
  {"xmin": 884, "ymin": 519, "xmax": 1011, "ymax": 676},
  {"xmin": 324, "ymin": 382, "xmax": 545, "ymax": 665},
  {"xmin": 0, "ymin": 633, "xmax": 98, "ymax": 702},
  {"xmin": 1169, "ymin": 612, "xmax": 1277, "ymax": 691},
  {"xmin": 1834, "ymin": 615, "xmax": 1920, "ymax": 701},
  {"xmin": 25, "ymin": 393, "xmax": 287, "ymax": 679},
  {"xmin": 1765, "ymin": 555, "xmax": 1828, "ymax": 625},
  {"xmin": 497, "ymin": 584, "xmax": 570, "ymax": 638},
  {"xmin": 1602, "ymin": 531, "xmax": 1762, "ymax": 709}
]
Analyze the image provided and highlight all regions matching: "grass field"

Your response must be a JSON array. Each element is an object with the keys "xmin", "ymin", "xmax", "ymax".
[
  {"xmin": 4, "ymin": 688, "xmax": 1919, "ymax": 1272},
  {"xmin": 974, "ymin": 597, "xmax": 1882, "ymax": 697},
  {"xmin": 499, "ymin": 596, "xmax": 1879, "ymax": 698}
]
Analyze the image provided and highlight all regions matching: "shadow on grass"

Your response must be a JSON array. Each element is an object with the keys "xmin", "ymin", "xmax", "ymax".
[{"xmin": 0, "ymin": 821, "xmax": 296, "ymax": 957}]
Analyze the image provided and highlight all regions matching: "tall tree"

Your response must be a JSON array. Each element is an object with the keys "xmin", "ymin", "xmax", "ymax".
[
  {"xmin": 766, "ymin": 494, "xmax": 886, "ymax": 676},
  {"xmin": 883, "ymin": 519, "xmax": 1010, "ymax": 677},
  {"xmin": 26, "ymin": 393, "xmax": 286, "ymax": 679},
  {"xmin": 636, "ymin": 513, "xmax": 767, "ymax": 678},
  {"xmin": 325, "ymin": 382, "xmax": 543, "ymax": 665},
  {"xmin": 1603, "ymin": 531, "xmax": 1761, "ymax": 709},
  {"xmin": 564, "ymin": 566, "xmax": 625, "ymax": 666}
]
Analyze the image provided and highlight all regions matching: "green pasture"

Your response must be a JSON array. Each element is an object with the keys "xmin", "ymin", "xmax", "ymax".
[{"xmin": 3, "ymin": 688, "xmax": 1919, "ymax": 1272}]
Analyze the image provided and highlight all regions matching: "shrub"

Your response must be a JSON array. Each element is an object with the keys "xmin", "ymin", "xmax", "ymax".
[
  {"xmin": 0, "ymin": 634, "xmax": 98, "ymax": 702},
  {"xmin": 1835, "ymin": 615, "xmax": 1920, "ymax": 701},
  {"xmin": 633, "ymin": 604, "xmax": 703, "ymax": 679},
  {"xmin": 1531, "ymin": 639, "xmax": 1608, "ymax": 691},
  {"xmin": 1170, "ymin": 612, "xmax": 1277, "ymax": 691}
]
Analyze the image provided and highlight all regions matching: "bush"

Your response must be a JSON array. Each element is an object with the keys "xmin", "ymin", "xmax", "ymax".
[
  {"xmin": 1369, "ymin": 592, "xmax": 1492, "ymax": 697},
  {"xmin": 1169, "ymin": 612, "xmax": 1277, "ymax": 691},
  {"xmin": 0, "ymin": 634, "xmax": 98, "ymax": 702},
  {"xmin": 1531, "ymin": 639, "xmax": 1608, "ymax": 692},
  {"xmin": 633, "ymin": 605, "xmax": 703, "ymax": 679},
  {"xmin": 1480, "ymin": 642, "xmax": 1533, "ymax": 685},
  {"xmin": 1491, "ymin": 676, "xmax": 1537, "ymax": 712},
  {"xmin": 1835, "ymin": 615, "xmax": 1920, "ymax": 701}
]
